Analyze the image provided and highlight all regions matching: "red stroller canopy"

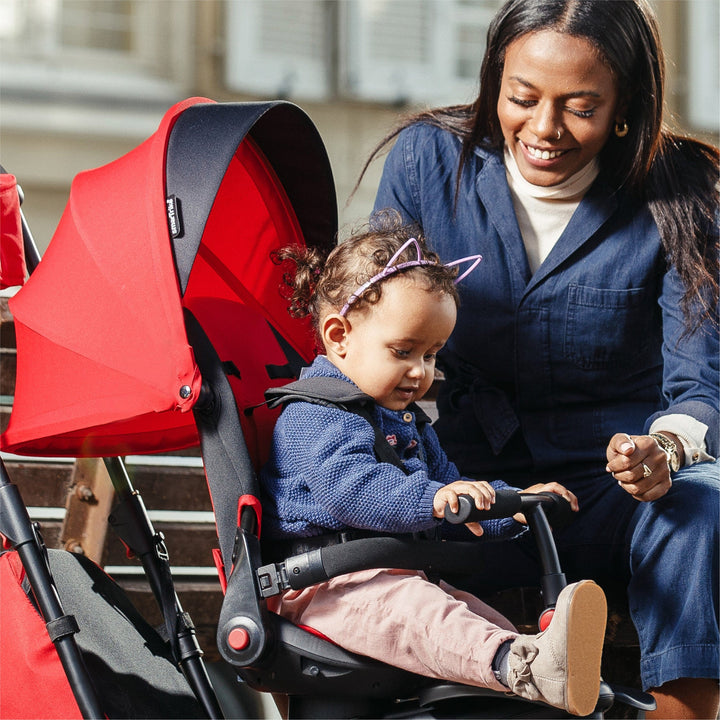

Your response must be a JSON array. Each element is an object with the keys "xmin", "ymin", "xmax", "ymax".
[{"xmin": 1, "ymin": 97, "xmax": 336, "ymax": 457}]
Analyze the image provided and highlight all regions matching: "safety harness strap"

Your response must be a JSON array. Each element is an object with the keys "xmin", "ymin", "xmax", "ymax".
[{"xmin": 265, "ymin": 377, "xmax": 432, "ymax": 473}]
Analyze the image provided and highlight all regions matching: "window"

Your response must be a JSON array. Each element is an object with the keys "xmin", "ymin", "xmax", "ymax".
[
  {"xmin": 342, "ymin": 0, "xmax": 500, "ymax": 105},
  {"xmin": 224, "ymin": 0, "xmax": 502, "ymax": 105},
  {"xmin": 225, "ymin": 0, "xmax": 332, "ymax": 101},
  {"xmin": 0, "ymin": 0, "xmax": 192, "ymax": 102},
  {"xmin": 686, "ymin": 0, "xmax": 719, "ymax": 132}
]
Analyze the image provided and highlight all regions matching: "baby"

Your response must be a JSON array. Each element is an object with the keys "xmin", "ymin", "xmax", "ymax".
[{"xmin": 260, "ymin": 213, "xmax": 606, "ymax": 716}]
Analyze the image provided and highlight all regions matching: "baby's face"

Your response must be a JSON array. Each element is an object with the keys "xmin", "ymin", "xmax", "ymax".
[{"xmin": 339, "ymin": 277, "xmax": 457, "ymax": 411}]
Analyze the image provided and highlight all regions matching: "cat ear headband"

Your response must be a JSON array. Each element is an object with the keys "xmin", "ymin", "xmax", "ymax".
[{"xmin": 339, "ymin": 237, "xmax": 482, "ymax": 317}]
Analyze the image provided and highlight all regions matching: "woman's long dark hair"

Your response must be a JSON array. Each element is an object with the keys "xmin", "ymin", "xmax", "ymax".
[{"xmin": 358, "ymin": 0, "xmax": 718, "ymax": 330}]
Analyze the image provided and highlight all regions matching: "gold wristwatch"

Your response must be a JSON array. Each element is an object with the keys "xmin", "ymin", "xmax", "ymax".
[{"xmin": 650, "ymin": 432, "xmax": 680, "ymax": 473}]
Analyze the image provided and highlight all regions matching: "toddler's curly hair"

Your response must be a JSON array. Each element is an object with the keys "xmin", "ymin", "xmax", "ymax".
[{"xmin": 273, "ymin": 209, "xmax": 459, "ymax": 336}]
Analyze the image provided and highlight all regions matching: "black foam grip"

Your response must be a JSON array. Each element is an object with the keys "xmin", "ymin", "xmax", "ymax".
[
  {"xmin": 443, "ymin": 488, "xmax": 523, "ymax": 524},
  {"xmin": 317, "ymin": 538, "xmax": 485, "ymax": 583},
  {"xmin": 535, "ymin": 492, "xmax": 574, "ymax": 529}
]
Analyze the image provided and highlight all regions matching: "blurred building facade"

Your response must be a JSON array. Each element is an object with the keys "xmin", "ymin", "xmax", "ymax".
[{"xmin": 1, "ymin": 0, "xmax": 718, "ymax": 252}]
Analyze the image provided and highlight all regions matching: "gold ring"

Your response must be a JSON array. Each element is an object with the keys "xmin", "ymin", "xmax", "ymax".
[{"xmin": 642, "ymin": 463, "xmax": 652, "ymax": 477}]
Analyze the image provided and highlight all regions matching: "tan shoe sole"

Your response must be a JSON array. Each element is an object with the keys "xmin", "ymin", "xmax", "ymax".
[{"xmin": 564, "ymin": 580, "xmax": 607, "ymax": 716}]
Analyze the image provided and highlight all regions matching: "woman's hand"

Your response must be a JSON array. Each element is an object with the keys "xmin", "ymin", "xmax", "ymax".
[
  {"xmin": 605, "ymin": 433, "xmax": 674, "ymax": 501},
  {"xmin": 433, "ymin": 480, "xmax": 495, "ymax": 536},
  {"xmin": 515, "ymin": 482, "xmax": 579, "ymax": 524}
]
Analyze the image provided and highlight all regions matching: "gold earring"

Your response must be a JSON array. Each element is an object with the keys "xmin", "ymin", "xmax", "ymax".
[{"xmin": 614, "ymin": 120, "xmax": 629, "ymax": 138}]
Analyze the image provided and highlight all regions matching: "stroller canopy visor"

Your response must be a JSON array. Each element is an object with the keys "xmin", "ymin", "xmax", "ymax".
[{"xmin": 1, "ymin": 97, "xmax": 336, "ymax": 457}]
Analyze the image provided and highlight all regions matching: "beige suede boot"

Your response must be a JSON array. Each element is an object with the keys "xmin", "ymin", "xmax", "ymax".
[{"xmin": 506, "ymin": 580, "xmax": 607, "ymax": 717}]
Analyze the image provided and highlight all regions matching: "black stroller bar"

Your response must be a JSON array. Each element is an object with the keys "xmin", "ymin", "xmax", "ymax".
[
  {"xmin": 104, "ymin": 457, "xmax": 223, "ymax": 719},
  {"xmin": 258, "ymin": 491, "xmax": 571, "ymax": 598},
  {"xmin": 258, "ymin": 537, "xmax": 489, "ymax": 598},
  {"xmin": 445, "ymin": 490, "xmax": 572, "ymax": 609}
]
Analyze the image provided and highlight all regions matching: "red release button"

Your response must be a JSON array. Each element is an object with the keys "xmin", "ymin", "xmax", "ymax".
[
  {"xmin": 538, "ymin": 608, "xmax": 555, "ymax": 632},
  {"xmin": 227, "ymin": 627, "xmax": 250, "ymax": 650}
]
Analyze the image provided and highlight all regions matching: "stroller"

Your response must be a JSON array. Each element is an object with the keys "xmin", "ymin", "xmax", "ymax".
[{"xmin": 0, "ymin": 97, "xmax": 655, "ymax": 719}]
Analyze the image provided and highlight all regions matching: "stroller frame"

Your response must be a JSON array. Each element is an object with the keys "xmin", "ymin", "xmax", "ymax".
[{"xmin": 0, "ymin": 99, "xmax": 655, "ymax": 719}]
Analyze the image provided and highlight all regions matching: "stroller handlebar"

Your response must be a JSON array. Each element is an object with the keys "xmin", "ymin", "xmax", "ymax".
[
  {"xmin": 443, "ymin": 489, "xmax": 573, "ymax": 527},
  {"xmin": 443, "ymin": 488, "xmax": 521, "ymax": 523}
]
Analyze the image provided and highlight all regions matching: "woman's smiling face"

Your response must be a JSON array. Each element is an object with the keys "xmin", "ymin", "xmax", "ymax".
[{"xmin": 497, "ymin": 30, "xmax": 623, "ymax": 187}]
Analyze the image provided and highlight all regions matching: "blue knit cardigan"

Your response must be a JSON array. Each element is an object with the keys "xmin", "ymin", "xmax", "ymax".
[{"xmin": 259, "ymin": 356, "xmax": 523, "ymax": 541}]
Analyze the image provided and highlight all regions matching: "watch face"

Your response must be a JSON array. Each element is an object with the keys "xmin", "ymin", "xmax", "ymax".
[{"xmin": 652, "ymin": 433, "xmax": 679, "ymax": 472}]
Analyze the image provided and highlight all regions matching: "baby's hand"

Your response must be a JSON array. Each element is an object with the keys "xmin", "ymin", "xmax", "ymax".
[{"xmin": 433, "ymin": 480, "xmax": 495, "ymax": 537}]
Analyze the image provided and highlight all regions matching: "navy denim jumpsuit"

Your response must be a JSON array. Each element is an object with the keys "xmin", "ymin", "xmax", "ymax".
[{"xmin": 374, "ymin": 121, "xmax": 719, "ymax": 690}]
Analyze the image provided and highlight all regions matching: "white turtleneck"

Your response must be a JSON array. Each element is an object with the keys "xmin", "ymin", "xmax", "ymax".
[{"xmin": 504, "ymin": 146, "xmax": 599, "ymax": 274}]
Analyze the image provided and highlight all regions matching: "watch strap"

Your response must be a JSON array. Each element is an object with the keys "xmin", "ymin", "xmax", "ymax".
[{"xmin": 650, "ymin": 432, "xmax": 680, "ymax": 473}]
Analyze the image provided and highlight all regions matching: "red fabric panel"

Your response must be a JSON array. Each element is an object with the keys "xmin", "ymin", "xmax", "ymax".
[
  {"xmin": 211, "ymin": 548, "xmax": 227, "ymax": 594},
  {"xmin": 189, "ymin": 138, "xmax": 317, "ymax": 359},
  {"xmin": 182, "ymin": 137, "xmax": 317, "ymax": 470},
  {"xmin": 2, "ymin": 321, "xmax": 200, "ymax": 456},
  {"xmin": 0, "ymin": 552, "xmax": 82, "ymax": 719},
  {"xmin": 182, "ymin": 291, "xmax": 289, "ymax": 468},
  {"xmin": 1, "ymin": 98, "xmax": 209, "ymax": 456},
  {"xmin": 0, "ymin": 174, "xmax": 27, "ymax": 288},
  {"xmin": 238, "ymin": 494, "xmax": 263, "ymax": 537}
]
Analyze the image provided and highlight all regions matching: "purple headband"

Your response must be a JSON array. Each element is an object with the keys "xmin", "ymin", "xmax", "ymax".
[{"xmin": 339, "ymin": 237, "xmax": 482, "ymax": 317}]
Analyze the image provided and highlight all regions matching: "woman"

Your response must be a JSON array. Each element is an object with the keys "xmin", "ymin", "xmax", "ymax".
[{"xmin": 368, "ymin": 0, "xmax": 719, "ymax": 717}]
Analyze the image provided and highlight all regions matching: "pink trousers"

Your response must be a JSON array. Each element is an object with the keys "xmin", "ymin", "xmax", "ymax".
[{"xmin": 270, "ymin": 567, "xmax": 518, "ymax": 691}]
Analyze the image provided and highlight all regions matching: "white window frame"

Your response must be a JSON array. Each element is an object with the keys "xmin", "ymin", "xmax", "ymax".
[
  {"xmin": 340, "ymin": 0, "xmax": 500, "ymax": 106},
  {"xmin": 224, "ymin": 0, "xmax": 331, "ymax": 102},
  {"xmin": 686, "ymin": 0, "xmax": 719, "ymax": 132},
  {"xmin": 0, "ymin": 0, "xmax": 193, "ymax": 103},
  {"xmin": 223, "ymin": 0, "xmax": 500, "ymax": 106}
]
